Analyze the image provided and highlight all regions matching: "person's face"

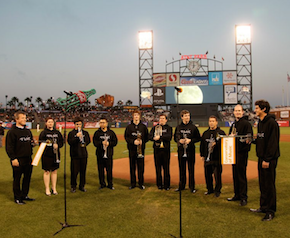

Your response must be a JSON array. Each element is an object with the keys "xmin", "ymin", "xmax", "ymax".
[
  {"xmin": 16, "ymin": 114, "xmax": 26, "ymax": 126},
  {"xmin": 46, "ymin": 119, "xmax": 54, "ymax": 129},
  {"xmin": 75, "ymin": 121, "xmax": 82, "ymax": 130},
  {"xmin": 133, "ymin": 113, "xmax": 140, "ymax": 122},
  {"xmin": 254, "ymin": 105, "xmax": 265, "ymax": 118},
  {"xmin": 99, "ymin": 119, "xmax": 108, "ymax": 129},
  {"xmin": 208, "ymin": 118, "xmax": 218, "ymax": 129},
  {"xmin": 181, "ymin": 113, "xmax": 190, "ymax": 124},
  {"xmin": 159, "ymin": 116, "xmax": 167, "ymax": 126},
  {"xmin": 234, "ymin": 105, "xmax": 243, "ymax": 120}
]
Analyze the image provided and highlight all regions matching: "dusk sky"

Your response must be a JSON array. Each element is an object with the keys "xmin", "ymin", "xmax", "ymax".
[{"xmin": 0, "ymin": 0, "xmax": 289, "ymax": 108}]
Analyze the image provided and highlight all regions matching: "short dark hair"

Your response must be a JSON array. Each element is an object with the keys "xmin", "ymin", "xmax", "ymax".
[
  {"xmin": 180, "ymin": 110, "xmax": 190, "ymax": 118},
  {"xmin": 45, "ymin": 117, "xmax": 54, "ymax": 122},
  {"xmin": 99, "ymin": 117, "xmax": 108, "ymax": 122},
  {"xmin": 255, "ymin": 100, "xmax": 270, "ymax": 113},
  {"xmin": 73, "ymin": 117, "xmax": 83, "ymax": 124},
  {"xmin": 14, "ymin": 111, "xmax": 26, "ymax": 120},
  {"xmin": 209, "ymin": 115, "xmax": 218, "ymax": 121},
  {"xmin": 132, "ymin": 110, "xmax": 141, "ymax": 116},
  {"xmin": 159, "ymin": 114, "xmax": 167, "ymax": 119}
]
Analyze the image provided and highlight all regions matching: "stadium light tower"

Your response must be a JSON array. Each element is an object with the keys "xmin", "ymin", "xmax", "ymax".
[
  {"xmin": 138, "ymin": 30, "xmax": 153, "ymax": 107},
  {"xmin": 235, "ymin": 25, "xmax": 253, "ymax": 110}
]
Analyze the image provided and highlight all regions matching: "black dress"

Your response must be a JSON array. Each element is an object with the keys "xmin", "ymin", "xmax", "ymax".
[{"xmin": 39, "ymin": 128, "xmax": 64, "ymax": 171}]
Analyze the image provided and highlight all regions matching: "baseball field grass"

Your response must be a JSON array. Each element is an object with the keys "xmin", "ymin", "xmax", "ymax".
[{"xmin": 0, "ymin": 127, "xmax": 289, "ymax": 238}]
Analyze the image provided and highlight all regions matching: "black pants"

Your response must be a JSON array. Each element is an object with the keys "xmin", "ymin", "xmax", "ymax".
[
  {"xmin": 178, "ymin": 150, "xmax": 195, "ymax": 191},
  {"xmin": 129, "ymin": 150, "xmax": 144, "ymax": 187},
  {"xmin": 12, "ymin": 157, "xmax": 33, "ymax": 200},
  {"xmin": 154, "ymin": 148, "xmax": 170, "ymax": 189},
  {"xmin": 258, "ymin": 158, "xmax": 278, "ymax": 215},
  {"xmin": 97, "ymin": 156, "xmax": 113, "ymax": 188},
  {"xmin": 232, "ymin": 152, "xmax": 248, "ymax": 200},
  {"xmin": 204, "ymin": 161, "xmax": 222, "ymax": 193},
  {"xmin": 71, "ymin": 157, "xmax": 87, "ymax": 189}
]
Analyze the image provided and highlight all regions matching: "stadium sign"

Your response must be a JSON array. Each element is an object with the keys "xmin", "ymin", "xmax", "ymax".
[{"xmin": 180, "ymin": 54, "xmax": 207, "ymax": 60}]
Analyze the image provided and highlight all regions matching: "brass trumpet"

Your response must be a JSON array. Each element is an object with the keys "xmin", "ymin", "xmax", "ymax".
[
  {"xmin": 154, "ymin": 125, "xmax": 164, "ymax": 148},
  {"xmin": 182, "ymin": 133, "xmax": 187, "ymax": 158},
  {"xmin": 78, "ymin": 127, "xmax": 86, "ymax": 147},
  {"xmin": 53, "ymin": 138, "xmax": 60, "ymax": 163},
  {"xmin": 103, "ymin": 133, "xmax": 109, "ymax": 159}
]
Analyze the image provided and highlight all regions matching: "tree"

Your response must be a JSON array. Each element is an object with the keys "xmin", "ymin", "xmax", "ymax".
[
  {"xmin": 18, "ymin": 102, "xmax": 24, "ymax": 109},
  {"xmin": 126, "ymin": 100, "xmax": 133, "ymax": 106},
  {"xmin": 24, "ymin": 97, "xmax": 32, "ymax": 107},
  {"xmin": 35, "ymin": 97, "xmax": 43, "ymax": 109},
  {"xmin": 11, "ymin": 97, "xmax": 19, "ymax": 107}
]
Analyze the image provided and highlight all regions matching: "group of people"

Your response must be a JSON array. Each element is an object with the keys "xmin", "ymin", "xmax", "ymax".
[{"xmin": 5, "ymin": 99, "xmax": 280, "ymax": 222}]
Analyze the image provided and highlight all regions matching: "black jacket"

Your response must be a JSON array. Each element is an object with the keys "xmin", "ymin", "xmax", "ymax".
[
  {"xmin": 0, "ymin": 126, "xmax": 4, "ymax": 136},
  {"xmin": 93, "ymin": 128, "xmax": 118, "ymax": 159},
  {"xmin": 200, "ymin": 127, "xmax": 226, "ymax": 162},
  {"xmin": 68, "ymin": 129, "xmax": 91, "ymax": 159},
  {"xmin": 255, "ymin": 114, "xmax": 280, "ymax": 161},
  {"xmin": 229, "ymin": 116, "xmax": 253, "ymax": 153},
  {"xmin": 124, "ymin": 121, "xmax": 149, "ymax": 152},
  {"xmin": 39, "ymin": 127, "xmax": 64, "ymax": 158},
  {"xmin": 6, "ymin": 124, "xmax": 33, "ymax": 161},
  {"xmin": 174, "ymin": 120, "xmax": 201, "ymax": 153},
  {"xmin": 149, "ymin": 124, "xmax": 172, "ymax": 150}
]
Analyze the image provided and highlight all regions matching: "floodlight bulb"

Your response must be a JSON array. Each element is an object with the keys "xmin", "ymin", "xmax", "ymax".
[
  {"xmin": 236, "ymin": 25, "xmax": 251, "ymax": 44},
  {"xmin": 138, "ymin": 31, "xmax": 153, "ymax": 49}
]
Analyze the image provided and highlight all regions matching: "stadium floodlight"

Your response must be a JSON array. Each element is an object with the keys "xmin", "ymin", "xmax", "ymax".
[
  {"xmin": 235, "ymin": 25, "xmax": 251, "ymax": 44},
  {"xmin": 138, "ymin": 31, "xmax": 153, "ymax": 49}
]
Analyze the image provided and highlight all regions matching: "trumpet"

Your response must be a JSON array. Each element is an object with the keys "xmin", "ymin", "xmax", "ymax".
[
  {"xmin": 206, "ymin": 133, "xmax": 221, "ymax": 162},
  {"xmin": 182, "ymin": 133, "xmax": 187, "ymax": 158},
  {"xmin": 154, "ymin": 125, "xmax": 164, "ymax": 148},
  {"xmin": 78, "ymin": 127, "xmax": 86, "ymax": 147},
  {"xmin": 137, "ymin": 131, "xmax": 144, "ymax": 159},
  {"xmin": 103, "ymin": 133, "xmax": 109, "ymax": 159},
  {"xmin": 46, "ymin": 139, "xmax": 53, "ymax": 146},
  {"xmin": 53, "ymin": 138, "xmax": 60, "ymax": 163}
]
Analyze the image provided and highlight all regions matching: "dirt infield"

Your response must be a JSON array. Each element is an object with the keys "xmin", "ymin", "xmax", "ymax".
[{"xmin": 113, "ymin": 153, "xmax": 258, "ymax": 185}]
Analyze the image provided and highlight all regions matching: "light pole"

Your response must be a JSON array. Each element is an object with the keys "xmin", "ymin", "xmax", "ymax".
[{"xmin": 5, "ymin": 95, "xmax": 8, "ymax": 112}]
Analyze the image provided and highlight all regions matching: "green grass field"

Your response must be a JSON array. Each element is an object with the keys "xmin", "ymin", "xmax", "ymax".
[{"xmin": 0, "ymin": 127, "xmax": 289, "ymax": 238}]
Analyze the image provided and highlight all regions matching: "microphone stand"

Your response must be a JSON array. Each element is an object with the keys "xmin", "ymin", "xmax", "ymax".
[{"xmin": 54, "ymin": 91, "xmax": 82, "ymax": 236}]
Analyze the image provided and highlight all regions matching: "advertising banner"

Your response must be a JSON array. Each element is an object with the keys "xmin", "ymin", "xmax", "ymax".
[
  {"xmin": 84, "ymin": 122, "xmax": 100, "ymax": 128},
  {"xmin": 224, "ymin": 85, "xmax": 238, "ymax": 104},
  {"xmin": 166, "ymin": 73, "xmax": 179, "ymax": 87},
  {"xmin": 223, "ymin": 71, "xmax": 237, "ymax": 85},
  {"xmin": 277, "ymin": 121, "xmax": 289, "ymax": 127},
  {"xmin": 56, "ymin": 122, "xmax": 75, "ymax": 129},
  {"xmin": 221, "ymin": 137, "xmax": 236, "ymax": 164},
  {"xmin": 209, "ymin": 72, "xmax": 223, "ymax": 85},
  {"xmin": 153, "ymin": 87, "xmax": 166, "ymax": 105},
  {"xmin": 280, "ymin": 111, "xmax": 289, "ymax": 118},
  {"xmin": 153, "ymin": 74, "xmax": 166, "ymax": 87},
  {"xmin": 180, "ymin": 76, "xmax": 208, "ymax": 86}
]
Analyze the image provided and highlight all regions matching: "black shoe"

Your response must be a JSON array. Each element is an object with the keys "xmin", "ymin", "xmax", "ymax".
[
  {"xmin": 191, "ymin": 189, "xmax": 197, "ymax": 194},
  {"xmin": 165, "ymin": 187, "xmax": 170, "ymax": 191},
  {"xmin": 99, "ymin": 186, "xmax": 105, "ymax": 190},
  {"xmin": 227, "ymin": 197, "xmax": 240, "ymax": 201},
  {"xmin": 15, "ymin": 199, "xmax": 25, "ymax": 205},
  {"xmin": 262, "ymin": 213, "xmax": 274, "ymax": 221},
  {"xmin": 175, "ymin": 188, "xmax": 184, "ymax": 192},
  {"xmin": 204, "ymin": 191, "xmax": 213, "ymax": 195},
  {"xmin": 240, "ymin": 199, "xmax": 247, "ymax": 206},
  {"xmin": 158, "ymin": 186, "xmax": 163, "ymax": 190},
  {"xmin": 250, "ymin": 208, "xmax": 263, "ymax": 213},
  {"xmin": 71, "ymin": 188, "xmax": 76, "ymax": 193},
  {"xmin": 107, "ymin": 186, "xmax": 115, "ymax": 190},
  {"xmin": 129, "ymin": 186, "xmax": 136, "ymax": 190},
  {"xmin": 215, "ymin": 192, "xmax": 221, "ymax": 197},
  {"xmin": 22, "ymin": 196, "xmax": 35, "ymax": 201},
  {"xmin": 79, "ymin": 187, "xmax": 87, "ymax": 192},
  {"xmin": 51, "ymin": 189, "xmax": 58, "ymax": 195},
  {"xmin": 139, "ymin": 185, "xmax": 145, "ymax": 190}
]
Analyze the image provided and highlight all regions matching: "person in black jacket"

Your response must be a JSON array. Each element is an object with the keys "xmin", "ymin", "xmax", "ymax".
[
  {"xmin": 250, "ymin": 100, "xmax": 280, "ymax": 221},
  {"xmin": 39, "ymin": 117, "xmax": 64, "ymax": 196},
  {"xmin": 149, "ymin": 114, "xmax": 172, "ymax": 190},
  {"xmin": 5, "ymin": 111, "xmax": 35, "ymax": 204},
  {"xmin": 200, "ymin": 116, "xmax": 226, "ymax": 197},
  {"xmin": 68, "ymin": 117, "xmax": 91, "ymax": 193},
  {"xmin": 174, "ymin": 110, "xmax": 201, "ymax": 193},
  {"xmin": 227, "ymin": 105, "xmax": 253, "ymax": 206},
  {"xmin": 93, "ymin": 117, "xmax": 118, "ymax": 190},
  {"xmin": 124, "ymin": 110, "xmax": 149, "ymax": 190},
  {"xmin": 0, "ymin": 121, "xmax": 4, "ymax": 148}
]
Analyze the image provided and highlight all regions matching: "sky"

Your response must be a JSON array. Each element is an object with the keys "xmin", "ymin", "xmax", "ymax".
[{"xmin": 0, "ymin": 0, "xmax": 290, "ymax": 108}]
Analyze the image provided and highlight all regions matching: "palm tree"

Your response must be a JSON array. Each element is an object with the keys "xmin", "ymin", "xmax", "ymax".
[
  {"xmin": 24, "ymin": 97, "xmax": 31, "ymax": 107},
  {"xmin": 18, "ymin": 102, "xmax": 24, "ymax": 110},
  {"xmin": 35, "ymin": 97, "xmax": 42, "ymax": 108},
  {"xmin": 11, "ymin": 97, "xmax": 19, "ymax": 108},
  {"xmin": 126, "ymin": 100, "xmax": 133, "ymax": 106},
  {"xmin": 7, "ymin": 100, "xmax": 14, "ymax": 109}
]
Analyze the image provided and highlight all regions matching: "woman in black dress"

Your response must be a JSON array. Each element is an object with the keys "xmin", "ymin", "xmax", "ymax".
[{"xmin": 39, "ymin": 118, "xmax": 63, "ymax": 196}]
